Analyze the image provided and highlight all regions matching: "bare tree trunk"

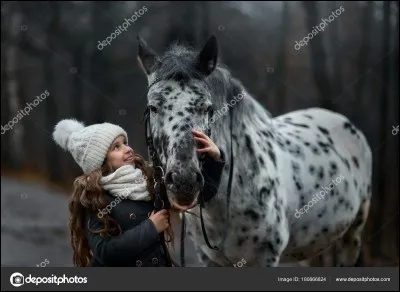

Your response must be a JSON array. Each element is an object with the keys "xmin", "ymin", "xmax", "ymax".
[
  {"xmin": 393, "ymin": 0, "xmax": 399, "ymax": 260},
  {"xmin": 329, "ymin": 1, "xmax": 343, "ymax": 104},
  {"xmin": 200, "ymin": 1, "xmax": 210, "ymax": 43},
  {"xmin": 166, "ymin": 2, "xmax": 196, "ymax": 46},
  {"xmin": 5, "ymin": 5, "xmax": 24, "ymax": 171},
  {"xmin": 354, "ymin": 1, "xmax": 373, "ymax": 121},
  {"xmin": 73, "ymin": 46, "xmax": 84, "ymax": 121},
  {"xmin": 1, "ymin": 2, "xmax": 11, "ymax": 169},
  {"xmin": 44, "ymin": 1, "xmax": 61, "ymax": 182},
  {"xmin": 302, "ymin": 1, "xmax": 333, "ymax": 110},
  {"xmin": 275, "ymin": 1, "xmax": 289, "ymax": 113},
  {"xmin": 373, "ymin": 0, "xmax": 391, "ymax": 257},
  {"xmin": 89, "ymin": 1, "xmax": 112, "ymax": 125}
]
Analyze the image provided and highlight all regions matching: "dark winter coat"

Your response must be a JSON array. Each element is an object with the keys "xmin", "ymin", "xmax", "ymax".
[{"xmin": 84, "ymin": 149, "xmax": 226, "ymax": 267}]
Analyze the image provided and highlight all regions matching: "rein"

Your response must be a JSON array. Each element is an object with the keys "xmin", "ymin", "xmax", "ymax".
[{"xmin": 141, "ymin": 79, "xmax": 234, "ymax": 267}]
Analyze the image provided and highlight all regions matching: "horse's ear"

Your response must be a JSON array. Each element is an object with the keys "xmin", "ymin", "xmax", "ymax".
[
  {"xmin": 137, "ymin": 36, "xmax": 158, "ymax": 75},
  {"xmin": 195, "ymin": 35, "xmax": 218, "ymax": 76}
]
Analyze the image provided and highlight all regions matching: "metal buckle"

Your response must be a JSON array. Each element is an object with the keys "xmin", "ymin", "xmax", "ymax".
[{"xmin": 154, "ymin": 166, "xmax": 164, "ymax": 182}]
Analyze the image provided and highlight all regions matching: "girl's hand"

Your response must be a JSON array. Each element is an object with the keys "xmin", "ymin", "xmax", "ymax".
[
  {"xmin": 149, "ymin": 209, "xmax": 170, "ymax": 233},
  {"xmin": 192, "ymin": 129, "xmax": 221, "ymax": 160}
]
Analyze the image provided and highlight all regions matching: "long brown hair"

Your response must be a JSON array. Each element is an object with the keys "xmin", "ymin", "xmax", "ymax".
[{"xmin": 68, "ymin": 151, "xmax": 175, "ymax": 267}]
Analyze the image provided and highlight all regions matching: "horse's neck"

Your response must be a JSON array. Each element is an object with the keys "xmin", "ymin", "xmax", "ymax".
[{"xmin": 205, "ymin": 75, "xmax": 276, "ymax": 212}]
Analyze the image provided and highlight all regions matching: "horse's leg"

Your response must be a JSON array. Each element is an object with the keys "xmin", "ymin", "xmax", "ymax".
[{"xmin": 335, "ymin": 199, "xmax": 370, "ymax": 267}]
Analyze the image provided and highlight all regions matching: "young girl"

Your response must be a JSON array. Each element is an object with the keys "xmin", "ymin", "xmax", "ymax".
[{"xmin": 52, "ymin": 119, "xmax": 225, "ymax": 267}]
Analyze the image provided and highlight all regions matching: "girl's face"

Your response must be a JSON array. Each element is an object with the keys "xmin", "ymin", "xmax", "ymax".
[{"xmin": 106, "ymin": 135, "xmax": 135, "ymax": 171}]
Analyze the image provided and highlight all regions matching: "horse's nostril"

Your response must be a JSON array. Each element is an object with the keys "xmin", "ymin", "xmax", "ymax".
[
  {"xmin": 196, "ymin": 172, "xmax": 203, "ymax": 186},
  {"xmin": 165, "ymin": 172, "xmax": 175, "ymax": 184}
]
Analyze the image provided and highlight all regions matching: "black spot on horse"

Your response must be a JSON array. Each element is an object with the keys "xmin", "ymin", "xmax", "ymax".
[
  {"xmin": 180, "ymin": 124, "xmax": 189, "ymax": 132},
  {"xmin": 292, "ymin": 161, "xmax": 300, "ymax": 173},
  {"xmin": 317, "ymin": 126, "xmax": 330, "ymax": 136},
  {"xmin": 268, "ymin": 149, "xmax": 277, "ymax": 168},
  {"xmin": 264, "ymin": 241, "xmax": 278, "ymax": 256},
  {"xmin": 322, "ymin": 226, "xmax": 329, "ymax": 233},
  {"xmin": 288, "ymin": 122, "xmax": 310, "ymax": 128},
  {"xmin": 258, "ymin": 156, "xmax": 265, "ymax": 166},
  {"xmin": 343, "ymin": 121, "xmax": 357, "ymax": 135},
  {"xmin": 354, "ymin": 179, "xmax": 358, "ymax": 188},
  {"xmin": 343, "ymin": 158, "xmax": 351, "ymax": 170},
  {"xmin": 304, "ymin": 141, "xmax": 310, "ymax": 146},
  {"xmin": 276, "ymin": 237, "xmax": 281, "ymax": 245},
  {"xmin": 309, "ymin": 165, "xmax": 315, "ymax": 174},
  {"xmin": 238, "ymin": 175, "xmax": 243, "ymax": 186},
  {"xmin": 177, "ymin": 111, "xmax": 184, "ymax": 116},
  {"xmin": 352, "ymin": 156, "xmax": 359, "ymax": 169},
  {"xmin": 312, "ymin": 146, "xmax": 320, "ymax": 155},
  {"xmin": 260, "ymin": 186, "xmax": 271, "ymax": 199},
  {"xmin": 317, "ymin": 166, "xmax": 325, "ymax": 180},
  {"xmin": 304, "ymin": 114, "xmax": 313, "ymax": 119},
  {"xmin": 241, "ymin": 226, "xmax": 248, "ymax": 233},
  {"xmin": 168, "ymin": 116, "xmax": 173, "ymax": 121},
  {"xmin": 302, "ymin": 225, "xmax": 308, "ymax": 232},
  {"xmin": 244, "ymin": 209, "xmax": 260, "ymax": 222},
  {"xmin": 172, "ymin": 124, "xmax": 179, "ymax": 131},
  {"xmin": 245, "ymin": 135, "xmax": 254, "ymax": 155},
  {"xmin": 237, "ymin": 237, "xmax": 245, "ymax": 247},
  {"xmin": 276, "ymin": 214, "xmax": 281, "ymax": 223},
  {"xmin": 168, "ymin": 104, "xmax": 173, "ymax": 111},
  {"xmin": 185, "ymin": 107, "xmax": 194, "ymax": 114},
  {"xmin": 253, "ymin": 235, "xmax": 259, "ymax": 244}
]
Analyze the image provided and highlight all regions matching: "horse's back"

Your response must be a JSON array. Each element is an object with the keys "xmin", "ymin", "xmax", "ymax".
[{"xmin": 274, "ymin": 107, "xmax": 372, "ymax": 180}]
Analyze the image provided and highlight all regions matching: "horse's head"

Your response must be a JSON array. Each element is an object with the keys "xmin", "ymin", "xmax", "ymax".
[{"xmin": 137, "ymin": 35, "xmax": 218, "ymax": 211}]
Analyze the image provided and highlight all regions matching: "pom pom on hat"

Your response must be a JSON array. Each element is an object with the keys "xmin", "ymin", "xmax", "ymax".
[{"xmin": 52, "ymin": 119, "xmax": 85, "ymax": 150}]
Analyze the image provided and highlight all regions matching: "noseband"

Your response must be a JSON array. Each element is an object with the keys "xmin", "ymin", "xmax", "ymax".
[{"xmin": 141, "ymin": 79, "xmax": 234, "ymax": 267}]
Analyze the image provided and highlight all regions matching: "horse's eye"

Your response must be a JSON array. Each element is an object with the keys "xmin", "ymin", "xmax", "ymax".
[
  {"xmin": 148, "ymin": 105, "xmax": 158, "ymax": 113},
  {"xmin": 207, "ymin": 105, "xmax": 214, "ymax": 115}
]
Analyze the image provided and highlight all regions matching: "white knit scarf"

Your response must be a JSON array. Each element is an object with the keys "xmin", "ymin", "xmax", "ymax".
[{"xmin": 99, "ymin": 164, "xmax": 152, "ymax": 201}]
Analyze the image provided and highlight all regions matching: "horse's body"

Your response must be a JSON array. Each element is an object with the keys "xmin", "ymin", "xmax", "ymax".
[
  {"xmin": 137, "ymin": 36, "xmax": 372, "ymax": 267},
  {"xmin": 186, "ymin": 105, "xmax": 372, "ymax": 267}
]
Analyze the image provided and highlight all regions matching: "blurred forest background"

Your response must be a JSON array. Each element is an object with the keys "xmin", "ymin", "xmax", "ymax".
[{"xmin": 1, "ymin": 1, "xmax": 399, "ymax": 267}]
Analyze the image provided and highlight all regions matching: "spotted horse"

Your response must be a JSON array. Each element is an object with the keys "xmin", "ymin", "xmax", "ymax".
[{"xmin": 137, "ymin": 35, "xmax": 372, "ymax": 267}]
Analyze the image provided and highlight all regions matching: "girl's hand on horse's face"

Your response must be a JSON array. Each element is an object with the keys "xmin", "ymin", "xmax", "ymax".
[{"xmin": 192, "ymin": 129, "xmax": 221, "ymax": 160}]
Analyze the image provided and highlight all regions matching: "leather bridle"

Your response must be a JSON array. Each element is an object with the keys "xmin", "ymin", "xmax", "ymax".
[{"xmin": 141, "ymin": 78, "xmax": 234, "ymax": 267}]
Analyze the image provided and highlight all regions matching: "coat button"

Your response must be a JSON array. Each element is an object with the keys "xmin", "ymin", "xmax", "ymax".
[
  {"xmin": 152, "ymin": 257, "xmax": 159, "ymax": 265},
  {"xmin": 130, "ymin": 213, "xmax": 136, "ymax": 220},
  {"xmin": 136, "ymin": 260, "xmax": 142, "ymax": 267}
]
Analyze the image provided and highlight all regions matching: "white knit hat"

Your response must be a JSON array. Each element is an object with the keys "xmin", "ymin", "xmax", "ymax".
[{"xmin": 52, "ymin": 119, "xmax": 128, "ymax": 174}]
